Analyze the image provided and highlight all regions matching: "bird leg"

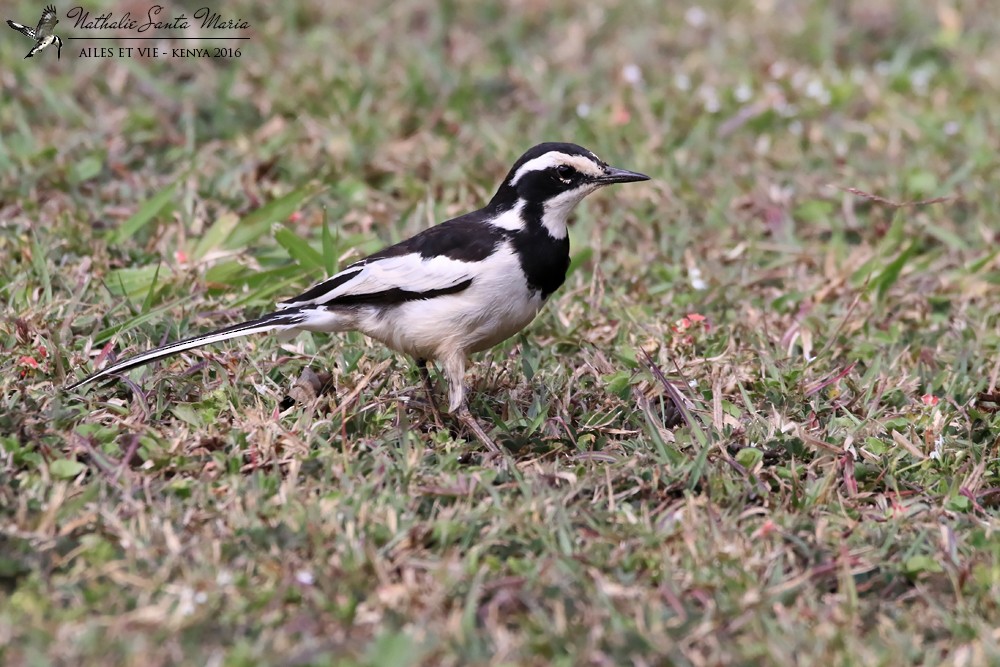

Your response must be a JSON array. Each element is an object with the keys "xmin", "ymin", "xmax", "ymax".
[
  {"xmin": 415, "ymin": 357, "xmax": 444, "ymax": 428},
  {"xmin": 443, "ymin": 353, "xmax": 502, "ymax": 454},
  {"xmin": 456, "ymin": 404, "xmax": 501, "ymax": 455}
]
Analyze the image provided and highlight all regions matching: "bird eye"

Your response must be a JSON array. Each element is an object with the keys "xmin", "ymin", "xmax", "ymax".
[{"xmin": 556, "ymin": 165, "xmax": 574, "ymax": 179}]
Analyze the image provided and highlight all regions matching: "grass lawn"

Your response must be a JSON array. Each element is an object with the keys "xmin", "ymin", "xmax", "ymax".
[{"xmin": 3, "ymin": 0, "xmax": 1000, "ymax": 664}]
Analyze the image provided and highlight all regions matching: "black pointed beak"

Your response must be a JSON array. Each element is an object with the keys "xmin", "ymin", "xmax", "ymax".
[{"xmin": 596, "ymin": 166, "xmax": 650, "ymax": 184}]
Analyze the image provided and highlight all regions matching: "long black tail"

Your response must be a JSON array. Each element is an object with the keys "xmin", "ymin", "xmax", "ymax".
[{"xmin": 67, "ymin": 308, "xmax": 309, "ymax": 391}]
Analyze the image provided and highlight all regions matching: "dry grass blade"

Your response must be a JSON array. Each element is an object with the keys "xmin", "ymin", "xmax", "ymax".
[
  {"xmin": 640, "ymin": 348, "xmax": 698, "ymax": 435},
  {"xmin": 833, "ymin": 185, "xmax": 957, "ymax": 208}
]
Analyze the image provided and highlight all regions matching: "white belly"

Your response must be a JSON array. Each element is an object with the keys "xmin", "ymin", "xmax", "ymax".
[{"xmin": 356, "ymin": 244, "xmax": 546, "ymax": 360}]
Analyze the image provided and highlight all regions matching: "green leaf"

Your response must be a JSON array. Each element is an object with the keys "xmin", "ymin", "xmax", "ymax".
[
  {"xmin": 735, "ymin": 447, "xmax": 764, "ymax": 470},
  {"xmin": 686, "ymin": 426, "xmax": 712, "ymax": 490},
  {"xmin": 603, "ymin": 371, "xmax": 633, "ymax": 398},
  {"xmin": 568, "ymin": 247, "xmax": 594, "ymax": 277},
  {"xmin": 795, "ymin": 199, "xmax": 834, "ymax": 223},
  {"xmin": 904, "ymin": 554, "xmax": 944, "ymax": 576},
  {"xmin": 945, "ymin": 494, "xmax": 972, "ymax": 512},
  {"xmin": 193, "ymin": 212, "xmax": 241, "ymax": 260},
  {"xmin": 203, "ymin": 259, "xmax": 250, "ymax": 287},
  {"xmin": 110, "ymin": 181, "xmax": 178, "ymax": 244},
  {"xmin": 906, "ymin": 170, "xmax": 937, "ymax": 197},
  {"xmin": 873, "ymin": 242, "xmax": 919, "ymax": 301},
  {"xmin": 966, "ymin": 250, "xmax": 999, "ymax": 274},
  {"xmin": 71, "ymin": 155, "xmax": 103, "ymax": 185},
  {"xmin": 225, "ymin": 265, "xmax": 305, "ymax": 305},
  {"xmin": 224, "ymin": 183, "xmax": 324, "ymax": 249},
  {"xmin": 171, "ymin": 405, "xmax": 204, "ymax": 428},
  {"xmin": 106, "ymin": 265, "xmax": 164, "ymax": 301},
  {"xmin": 49, "ymin": 459, "xmax": 86, "ymax": 479},
  {"xmin": 166, "ymin": 479, "xmax": 193, "ymax": 498},
  {"xmin": 365, "ymin": 631, "xmax": 425, "ymax": 667},
  {"xmin": 275, "ymin": 227, "xmax": 325, "ymax": 271},
  {"xmin": 140, "ymin": 263, "xmax": 163, "ymax": 313},
  {"xmin": 93, "ymin": 300, "xmax": 182, "ymax": 344},
  {"xmin": 864, "ymin": 437, "xmax": 887, "ymax": 455},
  {"xmin": 321, "ymin": 207, "xmax": 338, "ymax": 275}
]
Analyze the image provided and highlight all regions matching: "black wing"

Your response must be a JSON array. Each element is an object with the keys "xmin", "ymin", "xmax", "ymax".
[
  {"xmin": 34, "ymin": 5, "xmax": 57, "ymax": 38},
  {"xmin": 277, "ymin": 209, "xmax": 505, "ymax": 310},
  {"xmin": 6, "ymin": 20, "xmax": 35, "ymax": 39}
]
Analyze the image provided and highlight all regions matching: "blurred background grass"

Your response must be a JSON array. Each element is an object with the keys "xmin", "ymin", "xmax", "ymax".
[{"xmin": 3, "ymin": 0, "xmax": 1000, "ymax": 664}]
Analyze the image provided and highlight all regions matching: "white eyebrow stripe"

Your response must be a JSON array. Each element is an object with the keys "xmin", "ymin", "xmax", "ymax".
[{"xmin": 508, "ymin": 151, "xmax": 605, "ymax": 185}]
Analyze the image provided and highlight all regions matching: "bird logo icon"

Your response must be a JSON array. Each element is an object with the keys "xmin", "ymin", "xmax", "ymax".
[{"xmin": 7, "ymin": 5, "xmax": 63, "ymax": 60}]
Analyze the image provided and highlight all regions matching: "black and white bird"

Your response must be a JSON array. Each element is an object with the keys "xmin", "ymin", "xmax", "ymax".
[
  {"xmin": 68, "ymin": 142, "xmax": 648, "ymax": 447},
  {"xmin": 7, "ymin": 4, "xmax": 62, "ymax": 60}
]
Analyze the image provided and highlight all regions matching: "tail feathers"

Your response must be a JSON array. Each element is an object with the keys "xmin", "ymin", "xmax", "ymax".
[{"xmin": 67, "ymin": 309, "xmax": 308, "ymax": 391}]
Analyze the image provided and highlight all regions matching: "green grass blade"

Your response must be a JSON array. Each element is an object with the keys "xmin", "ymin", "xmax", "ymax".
[
  {"xmin": 193, "ymin": 212, "xmax": 240, "ymax": 260},
  {"xmin": 140, "ymin": 263, "xmax": 162, "ymax": 314},
  {"xmin": 874, "ymin": 242, "xmax": 919, "ymax": 302},
  {"xmin": 93, "ymin": 300, "xmax": 183, "ymax": 344},
  {"xmin": 275, "ymin": 227, "xmax": 325, "ymax": 271},
  {"xmin": 110, "ymin": 181, "xmax": 178, "ymax": 244},
  {"xmin": 106, "ymin": 265, "xmax": 165, "ymax": 302},
  {"xmin": 224, "ymin": 183, "xmax": 324, "ymax": 250},
  {"xmin": 321, "ymin": 207, "xmax": 338, "ymax": 276},
  {"xmin": 29, "ymin": 231, "xmax": 52, "ymax": 304}
]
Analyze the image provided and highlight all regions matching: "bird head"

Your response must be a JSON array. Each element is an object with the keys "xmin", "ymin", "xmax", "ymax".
[{"xmin": 491, "ymin": 142, "xmax": 648, "ymax": 238}]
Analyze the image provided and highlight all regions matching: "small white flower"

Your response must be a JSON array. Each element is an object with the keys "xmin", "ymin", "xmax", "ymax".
[
  {"xmin": 576, "ymin": 103, "xmax": 591, "ymax": 118},
  {"xmin": 295, "ymin": 570, "xmax": 315, "ymax": 586},
  {"xmin": 674, "ymin": 72, "xmax": 692, "ymax": 91},
  {"xmin": 778, "ymin": 103, "xmax": 799, "ymax": 118},
  {"xmin": 689, "ymin": 266, "xmax": 707, "ymax": 291},
  {"xmin": 755, "ymin": 135, "xmax": 771, "ymax": 155},
  {"xmin": 622, "ymin": 63, "xmax": 643, "ymax": 86},
  {"xmin": 910, "ymin": 67, "xmax": 933, "ymax": 93},
  {"xmin": 685, "ymin": 6, "xmax": 708, "ymax": 27},
  {"xmin": 805, "ymin": 79, "xmax": 825, "ymax": 99},
  {"xmin": 699, "ymin": 85, "xmax": 720, "ymax": 113},
  {"xmin": 734, "ymin": 82, "xmax": 753, "ymax": 103}
]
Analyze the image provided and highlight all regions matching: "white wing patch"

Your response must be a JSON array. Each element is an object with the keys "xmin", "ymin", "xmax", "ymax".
[
  {"xmin": 279, "ymin": 253, "xmax": 475, "ymax": 309},
  {"xmin": 485, "ymin": 200, "xmax": 525, "ymax": 231}
]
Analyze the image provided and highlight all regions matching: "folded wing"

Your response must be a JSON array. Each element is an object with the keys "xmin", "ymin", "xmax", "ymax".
[{"xmin": 278, "ymin": 252, "xmax": 475, "ymax": 310}]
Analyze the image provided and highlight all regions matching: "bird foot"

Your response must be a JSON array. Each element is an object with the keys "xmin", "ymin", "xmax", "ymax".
[{"xmin": 455, "ymin": 404, "xmax": 503, "ymax": 455}]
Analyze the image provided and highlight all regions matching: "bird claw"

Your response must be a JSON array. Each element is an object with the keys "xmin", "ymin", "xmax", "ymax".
[{"xmin": 455, "ymin": 404, "xmax": 504, "ymax": 455}]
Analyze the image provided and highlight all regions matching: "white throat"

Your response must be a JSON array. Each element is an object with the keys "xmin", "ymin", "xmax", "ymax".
[{"xmin": 540, "ymin": 184, "xmax": 599, "ymax": 239}]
